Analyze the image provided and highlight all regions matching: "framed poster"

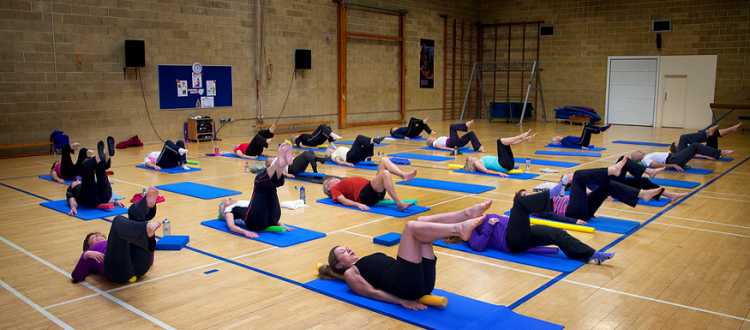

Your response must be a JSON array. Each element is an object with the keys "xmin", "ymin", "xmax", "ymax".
[{"xmin": 419, "ymin": 39, "xmax": 434, "ymax": 88}]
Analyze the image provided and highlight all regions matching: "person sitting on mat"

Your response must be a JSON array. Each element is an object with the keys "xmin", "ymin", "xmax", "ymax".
[
  {"xmin": 389, "ymin": 117, "xmax": 437, "ymax": 139},
  {"xmin": 329, "ymin": 135, "xmax": 386, "ymax": 167},
  {"xmin": 463, "ymin": 130, "xmax": 537, "ymax": 177},
  {"xmin": 517, "ymin": 158, "xmax": 665, "ymax": 225},
  {"xmin": 234, "ymin": 124, "xmax": 276, "ymax": 159},
  {"xmin": 631, "ymin": 139, "xmax": 734, "ymax": 172},
  {"xmin": 50, "ymin": 140, "xmax": 111, "ymax": 183},
  {"xmin": 317, "ymin": 200, "xmax": 491, "ymax": 310},
  {"xmin": 219, "ymin": 142, "xmax": 295, "ymax": 238},
  {"xmin": 668, "ymin": 122, "xmax": 742, "ymax": 157},
  {"xmin": 443, "ymin": 194, "xmax": 616, "ymax": 264},
  {"xmin": 550, "ymin": 123, "xmax": 611, "ymax": 149},
  {"xmin": 142, "ymin": 140, "xmax": 189, "ymax": 170},
  {"xmin": 72, "ymin": 186, "xmax": 162, "ymax": 283},
  {"xmin": 292, "ymin": 123, "xmax": 342, "ymax": 149},
  {"xmin": 67, "ymin": 139, "xmax": 120, "ymax": 216},
  {"xmin": 322, "ymin": 157, "xmax": 417, "ymax": 212},
  {"xmin": 264, "ymin": 149, "xmax": 330, "ymax": 178},
  {"xmin": 425, "ymin": 120, "xmax": 486, "ymax": 152}
]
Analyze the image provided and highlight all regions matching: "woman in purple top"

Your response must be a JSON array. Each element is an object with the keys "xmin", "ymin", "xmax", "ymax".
[
  {"xmin": 446, "ymin": 191, "xmax": 614, "ymax": 264},
  {"xmin": 72, "ymin": 186, "xmax": 161, "ymax": 283},
  {"xmin": 318, "ymin": 201, "xmax": 490, "ymax": 311}
]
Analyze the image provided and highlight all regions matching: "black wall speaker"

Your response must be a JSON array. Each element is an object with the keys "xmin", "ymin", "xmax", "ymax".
[
  {"xmin": 295, "ymin": 49, "xmax": 311, "ymax": 70},
  {"xmin": 540, "ymin": 26, "xmax": 554, "ymax": 37},
  {"xmin": 125, "ymin": 40, "xmax": 145, "ymax": 67},
  {"xmin": 656, "ymin": 33, "xmax": 662, "ymax": 49}
]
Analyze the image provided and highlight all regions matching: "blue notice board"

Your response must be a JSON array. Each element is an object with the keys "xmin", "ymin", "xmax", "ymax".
[{"xmin": 158, "ymin": 65, "xmax": 233, "ymax": 110}]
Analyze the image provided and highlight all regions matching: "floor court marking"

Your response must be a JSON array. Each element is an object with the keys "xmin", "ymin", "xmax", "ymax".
[{"xmin": 0, "ymin": 279, "xmax": 74, "ymax": 330}]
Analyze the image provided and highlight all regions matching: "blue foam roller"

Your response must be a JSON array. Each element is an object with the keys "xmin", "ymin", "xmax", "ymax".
[
  {"xmin": 295, "ymin": 172, "xmax": 325, "ymax": 178},
  {"xmin": 155, "ymin": 235, "xmax": 190, "ymax": 250},
  {"xmin": 373, "ymin": 232, "xmax": 401, "ymax": 246}
]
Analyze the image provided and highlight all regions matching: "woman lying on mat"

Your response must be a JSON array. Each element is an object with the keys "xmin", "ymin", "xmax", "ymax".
[
  {"xmin": 550, "ymin": 123, "xmax": 611, "ymax": 149},
  {"xmin": 218, "ymin": 142, "xmax": 295, "ymax": 238},
  {"xmin": 292, "ymin": 123, "xmax": 341, "ymax": 149},
  {"xmin": 463, "ymin": 130, "xmax": 537, "ymax": 177},
  {"xmin": 264, "ymin": 149, "xmax": 331, "ymax": 178},
  {"xmin": 631, "ymin": 131, "xmax": 734, "ymax": 172},
  {"xmin": 443, "ymin": 194, "xmax": 616, "ymax": 264},
  {"xmin": 425, "ymin": 120, "xmax": 486, "ymax": 152},
  {"xmin": 72, "ymin": 186, "xmax": 161, "ymax": 283},
  {"xmin": 668, "ymin": 123, "xmax": 742, "ymax": 156},
  {"xmin": 142, "ymin": 140, "xmax": 189, "ymax": 170},
  {"xmin": 609, "ymin": 156, "xmax": 689, "ymax": 203},
  {"xmin": 329, "ymin": 135, "xmax": 386, "ymax": 166},
  {"xmin": 234, "ymin": 124, "xmax": 276, "ymax": 160},
  {"xmin": 67, "ymin": 139, "xmax": 121, "ymax": 216},
  {"xmin": 318, "ymin": 201, "xmax": 492, "ymax": 310},
  {"xmin": 516, "ymin": 158, "xmax": 665, "ymax": 225},
  {"xmin": 322, "ymin": 157, "xmax": 417, "ymax": 212},
  {"xmin": 389, "ymin": 117, "xmax": 437, "ymax": 139},
  {"xmin": 51, "ymin": 141, "xmax": 111, "ymax": 183}
]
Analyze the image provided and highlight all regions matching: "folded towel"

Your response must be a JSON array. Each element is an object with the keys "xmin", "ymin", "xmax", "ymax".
[
  {"xmin": 281, "ymin": 200, "xmax": 309, "ymax": 210},
  {"xmin": 390, "ymin": 158, "xmax": 411, "ymax": 165}
]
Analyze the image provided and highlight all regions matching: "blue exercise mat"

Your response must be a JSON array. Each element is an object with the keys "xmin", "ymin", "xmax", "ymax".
[
  {"xmin": 304, "ymin": 279, "xmax": 563, "ymax": 330},
  {"xmin": 513, "ymin": 157, "xmax": 579, "ymax": 168},
  {"xmin": 388, "ymin": 153, "xmax": 453, "ymax": 162},
  {"xmin": 396, "ymin": 178, "xmax": 495, "ymax": 194},
  {"xmin": 501, "ymin": 211, "xmax": 639, "ymax": 234},
  {"xmin": 389, "ymin": 135, "xmax": 426, "ymax": 141},
  {"xmin": 420, "ymin": 146, "xmax": 478, "ymax": 154},
  {"xmin": 627, "ymin": 176, "xmax": 700, "ymax": 189},
  {"xmin": 200, "ymin": 219, "xmax": 325, "ymax": 247},
  {"xmin": 38, "ymin": 175, "xmax": 113, "ymax": 186},
  {"xmin": 665, "ymin": 167, "xmax": 713, "ymax": 175},
  {"xmin": 563, "ymin": 190, "xmax": 670, "ymax": 207},
  {"xmin": 336, "ymin": 141, "xmax": 390, "ymax": 147},
  {"xmin": 612, "ymin": 140, "xmax": 671, "ymax": 147},
  {"xmin": 433, "ymin": 240, "xmax": 584, "ymax": 272},
  {"xmin": 324, "ymin": 161, "xmax": 379, "ymax": 170},
  {"xmin": 545, "ymin": 143, "xmax": 606, "ymax": 151},
  {"xmin": 291, "ymin": 145, "xmax": 328, "ymax": 152},
  {"xmin": 296, "ymin": 172, "xmax": 325, "ymax": 178},
  {"xmin": 316, "ymin": 198, "xmax": 430, "ymax": 218},
  {"xmin": 40, "ymin": 199, "xmax": 128, "ymax": 221},
  {"xmin": 694, "ymin": 157, "xmax": 733, "ymax": 162},
  {"xmin": 155, "ymin": 182, "xmax": 240, "ymax": 200},
  {"xmin": 205, "ymin": 153, "xmax": 268, "ymax": 161},
  {"xmin": 452, "ymin": 169, "xmax": 539, "ymax": 180},
  {"xmin": 535, "ymin": 150, "xmax": 601, "ymax": 157},
  {"xmin": 135, "ymin": 165, "xmax": 202, "ymax": 174}
]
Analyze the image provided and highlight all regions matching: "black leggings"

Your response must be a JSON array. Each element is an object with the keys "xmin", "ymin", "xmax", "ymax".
[
  {"xmin": 675, "ymin": 131, "xmax": 723, "ymax": 151},
  {"xmin": 155, "ymin": 140, "xmax": 186, "ymax": 168},
  {"xmin": 102, "ymin": 199, "xmax": 157, "ymax": 283},
  {"xmin": 75, "ymin": 157, "xmax": 112, "ymax": 207},
  {"xmin": 577, "ymin": 123, "xmax": 604, "ymax": 147},
  {"xmin": 404, "ymin": 117, "xmax": 432, "ymax": 138},
  {"xmin": 504, "ymin": 192, "xmax": 595, "ymax": 260},
  {"xmin": 296, "ymin": 124, "xmax": 333, "ymax": 146},
  {"xmin": 668, "ymin": 143, "xmax": 721, "ymax": 167},
  {"xmin": 243, "ymin": 169, "xmax": 284, "ymax": 231},
  {"xmin": 565, "ymin": 168, "xmax": 640, "ymax": 220},
  {"xmin": 345, "ymin": 135, "xmax": 374, "ymax": 164},
  {"xmin": 446, "ymin": 123, "xmax": 481, "ymax": 150},
  {"xmin": 495, "ymin": 139, "xmax": 515, "ymax": 170},
  {"xmin": 246, "ymin": 129, "xmax": 274, "ymax": 157},
  {"xmin": 59, "ymin": 145, "xmax": 89, "ymax": 180},
  {"xmin": 288, "ymin": 150, "xmax": 327, "ymax": 174}
]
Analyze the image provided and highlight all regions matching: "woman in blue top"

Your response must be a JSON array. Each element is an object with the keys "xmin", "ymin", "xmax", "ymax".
[{"xmin": 463, "ymin": 130, "xmax": 537, "ymax": 177}]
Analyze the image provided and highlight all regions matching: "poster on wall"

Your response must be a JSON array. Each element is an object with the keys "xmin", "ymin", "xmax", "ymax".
[
  {"xmin": 177, "ymin": 80, "xmax": 188, "ymax": 97},
  {"xmin": 419, "ymin": 39, "xmax": 434, "ymax": 88},
  {"xmin": 192, "ymin": 72, "xmax": 202, "ymax": 88},
  {"xmin": 207, "ymin": 80, "xmax": 216, "ymax": 96}
]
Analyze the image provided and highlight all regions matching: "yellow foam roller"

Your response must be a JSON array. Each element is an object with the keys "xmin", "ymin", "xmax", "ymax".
[
  {"xmin": 448, "ymin": 164, "xmax": 464, "ymax": 169},
  {"xmin": 285, "ymin": 139, "xmax": 328, "ymax": 148},
  {"xmin": 507, "ymin": 169, "xmax": 522, "ymax": 174},
  {"xmin": 315, "ymin": 263, "xmax": 448, "ymax": 306},
  {"xmin": 529, "ymin": 218, "xmax": 594, "ymax": 233}
]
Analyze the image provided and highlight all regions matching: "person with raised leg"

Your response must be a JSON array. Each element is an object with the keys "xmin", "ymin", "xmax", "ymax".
[
  {"xmin": 323, "ymin": 157, "xmax": 417, "ymax": 212},
  {"xmin": 234, "ymin": 124, "xmax": 276, "ymax": 159},
  {"xmin": 67, "ymin": 138, "xmax": 119, "ymax": 216},
  {"xmin": 426, "ymin": 120, "xmax": 486, "ymax": 152},
  {"xmin": 464, "ymin": 129, "xmax": 537, "ymax": 177}
]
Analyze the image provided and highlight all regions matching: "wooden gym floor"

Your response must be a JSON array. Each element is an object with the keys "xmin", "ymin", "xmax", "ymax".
[{"xmin": 0, "ymin": 120, "xmax": 748, "ymax": 329}]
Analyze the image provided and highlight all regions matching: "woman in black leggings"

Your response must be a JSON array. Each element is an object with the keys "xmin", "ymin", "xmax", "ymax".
[
  {"xmin": 265, "ymin": 150, "xmax": 329, "ymax": 178},
  {"xmin": 463, "ymin": 130, "xmax": 536, "ymax": 176},
  {"xmin": 426, "ymin": 120, "xmax": 485, "ymax": 152},
  {"xmin": 66, "ymin": 140, "xmax": 118, "ymax": 216}
]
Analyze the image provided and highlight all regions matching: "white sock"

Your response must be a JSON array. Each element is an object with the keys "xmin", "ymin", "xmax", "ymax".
[
  {"xmin": 181, "ymin": 164, "xmax": 190, "ymax": 170},
  {"xmin": 330, "ymin": 132, "xmax": 342, "ymax": 140},
  {"xmin": 179, "ymin": 148, "xmax": 188, "ymax": 155},
  {"xmin": 329, "ymin": 142, "xmax": 336, "ymax": 149}
]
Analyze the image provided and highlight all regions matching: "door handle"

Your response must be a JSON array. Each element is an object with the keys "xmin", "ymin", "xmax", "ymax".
[{"xmin": 664, "ymin": 92, "xmax": 667, "ymax": 101}]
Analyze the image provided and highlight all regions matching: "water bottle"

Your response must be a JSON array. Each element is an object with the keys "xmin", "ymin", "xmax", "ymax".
[
  {"xmin": 453, "ymin": 146, "xmax": 458, "ymax": 156},
  {"xmin": 162, "ymin": 219, "xmax": 171, "ymax": 236},
  {"xmin": 377, "ymin": 131, "xmax": 380, "ymax": 138},
  {"xmin": 526, "ymin": 157, "xmax": 531, "ymax": 172},
  {"xmin": 245, "ymin": 161, "xmax": 249, "ymax": 173},
  {"xmin": 214, "ymin": 146, "xmax": 219, "ymax": 156},
  {"xmin": 300, "ymin": 186, "xmax": 306, "ymax": 204},
  {"xmin": 142, "ymin": 188, "xmax": 146, "ymax": 197}
]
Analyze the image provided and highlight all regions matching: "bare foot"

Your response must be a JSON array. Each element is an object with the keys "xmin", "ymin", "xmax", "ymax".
[
  {"xmin": 465, "ymin": 120, "xmax": 474, "ymax": 128},
  {"xmin": 640, "ymin": 187, "xmax": 664, "ymax": 202},
  {"xmin": 86, "ymin": 149, "xmax": 95, "ymax": 157},
  {"xmin": 645, "ymin": 167, "xmax": 665, "ymax": 178},
  {"xmin": 269, "ymin": 124, "xmax": 276, "ymax": 133},
  {"xmin": 608, "ymin": 157, "xmax": 627, "ymax": 177},
  {"xmin": 478, "ymin": 146, "xmax": 486, "ymax": 153},
  {"xmin": 146, "ymin": 186, "xmax": 159, "ymax": 208},
  {"xmin": 525, "ymin": 132, "xmax": 538, "ymax": 143},
  {"xmin": 721, "ymin": 150, "xmax": 734, "ymax": 157},
  {"xmin": 423, "ymin": 117, "xmax": 429, "ymax": 124},
  {"xmin": 706, "ymin": 124, "xmax": 719, "ymax": 136},
  {"xmin": 277, "ymin": 142, "xmax": 293, "ymax": 166},
  {"xmin": 146, "ymin": 222, "xmax": 162, "ymax": 238},
  {"xmin": 397, "ymin": 201, "xmax": 414, "ymax": 212},
  {"xmin": 403, "ymin": 169, "xmax": 418, "ymax": 183},
  {"xmin": 458, "ymin": 215, "xmax": 485, "ymax": 241},
  {"xmin": 465, "ymin": 199, "xmax": 492, "ymax": 218},
  {"xmin": 664, "ymin": 191, "xmax": 689, "ymax": 202},
  {"xmin": 71, "ymin": 142, "xmax": 80, "ymax": 150},
  {"xmin": 733, "ymin": 122, "xmax": 743, "ymax": 132}
]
